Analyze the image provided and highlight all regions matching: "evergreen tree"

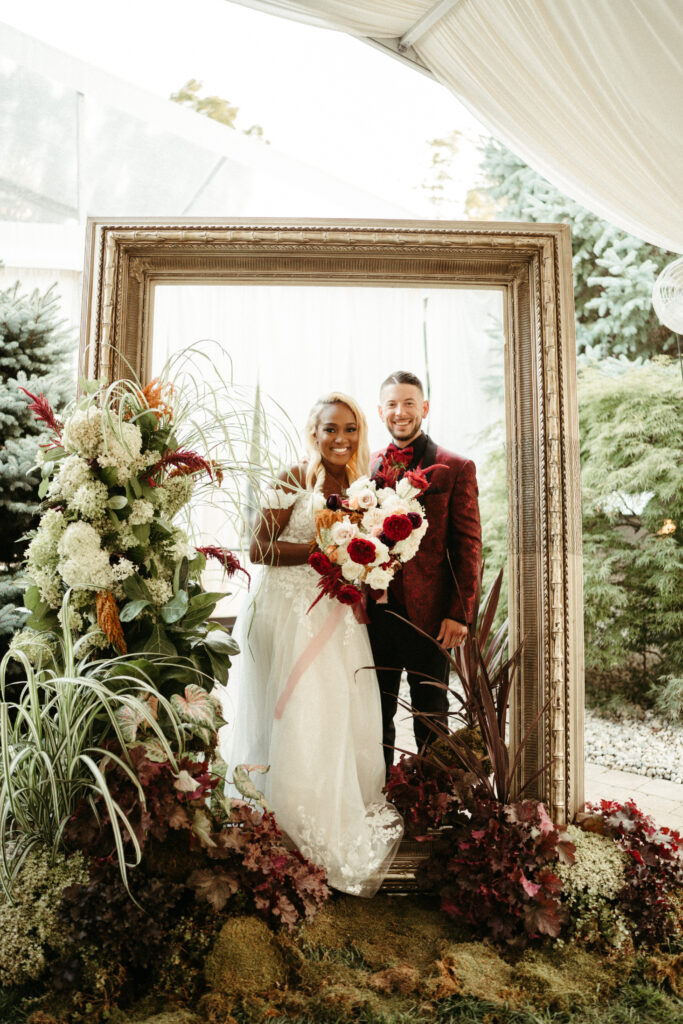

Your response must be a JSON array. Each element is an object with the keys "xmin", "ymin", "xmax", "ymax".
[
  {"xmin": 476, "ymin": 140, "xmax": 676, "ymax": 360},
  {"xmin": 578, "ymin": 356, "xmax": 682, "ymax": 714},
  {"xmin": 0, "ymin": 280, "xmax": 73, "ymax": 664}
]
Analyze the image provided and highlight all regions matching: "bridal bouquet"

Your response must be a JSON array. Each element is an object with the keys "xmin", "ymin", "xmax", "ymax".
[{"xmin": 307, "ymin": 472, "xmax": 432, "ymax": 608}]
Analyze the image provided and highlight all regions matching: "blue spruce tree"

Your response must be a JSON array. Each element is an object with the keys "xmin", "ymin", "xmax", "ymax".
[{"xmin": 0, "ymin": 280, "xmax": 73, "ymax": 666}]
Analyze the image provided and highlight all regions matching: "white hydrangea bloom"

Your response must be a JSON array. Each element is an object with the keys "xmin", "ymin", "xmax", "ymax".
[
  {"xmin": 8, "ymin": 629, "xmax": 57, "ymax": 667},
  {"xmin": 97, "ymin": 421, "xmax": 143, "ymax": 484},
  {"xmin": 62, "ymin": 407, "xmax": 104, "ymax": 459},
  {"xmin": 27, "ymin": 508, "xmax": 66, "ymax": 566},
  {"xmin": 111, "ymin": 558, "xmax": 136, "ymax": 582},
  {"xmin": 69, "ymin": 480, "xmax": 109, "ymax": 520},
  {"xmin": 50, "ymin": 455, "xmax": 91, "ymax": 501},
  {"xmin": 166, "ymin": 530, "xmax": 194, "ymax": 562},
  {"xmin": 31, "ymin": 567, "xmax": 62, "ymax": 608},
  {"xmin": 57, "ymin": 521, "xmax": 113, "ymax": 590},
  {"xmin": 145, "ymin": 577, "xmax": 173, "ymax": 606},
  {"xmin": 129, "ymin": 499, "xmax": 155, "ymax": 525},
  {"xmin": 116, "ymin": 523, "xmax": 139, "ymax": 550},
  {"xmin": 57, "ymin": 604, "xmax": 84, "ymax": 633},
  {"xmin": 154, "ymin": 475, "xmax": 193, "ymax": 518}
]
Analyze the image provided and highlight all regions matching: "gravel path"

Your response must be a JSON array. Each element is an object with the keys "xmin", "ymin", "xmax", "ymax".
[
  {"xmin": 396, "ymin": 679, "xmax": 683, "ymax": 784},
  {"xmin": 584, "ymin": 708, "xmax": 683, "ymax": 783}
]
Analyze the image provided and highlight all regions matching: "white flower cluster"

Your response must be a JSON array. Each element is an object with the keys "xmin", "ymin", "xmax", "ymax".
[
  {"xmin": 556, "ymin": 824, "xmax": 631, "ymax": 948},
  {"xmin": 314, "ymin": 475, "xmax": 428, "ymax": 592},
  {"xmin": 57, "ymin": 521, "xmax": 113, "ymax": 591},
  {"xmin": 26, "ymin": 508, "xmax": 66, "ymax": 607},
  {"xmin": 97, "ymin": 421, "xmax": 143, "ymax": 484}
]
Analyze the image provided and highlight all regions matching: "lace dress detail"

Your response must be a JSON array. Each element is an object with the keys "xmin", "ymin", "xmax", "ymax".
[{"xmin": 219, "ymin": 491, "xmax": 403, "ymax": 897}]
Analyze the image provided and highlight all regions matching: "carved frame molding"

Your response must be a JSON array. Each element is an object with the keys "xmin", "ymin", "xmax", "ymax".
[{"xmin": 80, "ymin": 217, "xmax": 584, "ymax": 828}]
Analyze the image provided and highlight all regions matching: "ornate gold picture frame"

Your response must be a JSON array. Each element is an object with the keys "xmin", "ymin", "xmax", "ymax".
[{"xmin": 80, "ymin": 217, "xmax": 584, "ymax": 830}]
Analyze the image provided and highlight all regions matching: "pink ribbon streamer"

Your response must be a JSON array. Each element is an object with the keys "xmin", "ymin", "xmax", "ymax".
[{"xmin": 274, "ymin": 601, "xmax": 346, "ymax": 719}]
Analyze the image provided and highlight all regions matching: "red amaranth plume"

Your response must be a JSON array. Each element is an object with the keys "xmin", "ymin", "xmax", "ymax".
[
  {"xmin": 196, "ymin": 545, "xmax": 251, "ymax": 585},
  {"xmin": 404, "ymin": 463, "xmax": 448, "ymax": 495},
  {"xmin": 145, "ymin": 449, "xmax": 214, "ymax": 482},
  {"xmin": 18, "ymin": 387, "xmax": 62, "ymax": 439}
]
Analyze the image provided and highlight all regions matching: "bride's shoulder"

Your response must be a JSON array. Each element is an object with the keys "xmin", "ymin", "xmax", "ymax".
[{"xmin": 278, "ymin": 463, "xmax": 308, "ymax": 494}]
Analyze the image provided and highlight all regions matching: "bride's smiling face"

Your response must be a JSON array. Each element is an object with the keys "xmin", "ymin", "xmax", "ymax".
[{"xmin": 315, "ymin": 402, "xmax": 359, "ymax": 471}]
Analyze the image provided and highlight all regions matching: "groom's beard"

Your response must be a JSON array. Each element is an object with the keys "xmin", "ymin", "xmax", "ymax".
[{"xmin": 388, "ymin": 426, "xmax": 424, "ymax": 447}]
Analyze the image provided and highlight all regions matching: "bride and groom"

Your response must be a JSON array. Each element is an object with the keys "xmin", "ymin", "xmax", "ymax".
[{"xmin": 220, "ymin": 370, "xmax": 482, "ymax": 896}]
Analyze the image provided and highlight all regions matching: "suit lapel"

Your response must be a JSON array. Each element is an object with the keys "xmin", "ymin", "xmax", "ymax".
[{"xmin": 421, "ymin": 434, "xmax": 438, "ymax": 470}]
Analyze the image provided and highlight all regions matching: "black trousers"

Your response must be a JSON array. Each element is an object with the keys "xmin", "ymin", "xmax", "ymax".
[{"xmin": 367, "ymin": 592, "xmax": 450, "ymax": 775}]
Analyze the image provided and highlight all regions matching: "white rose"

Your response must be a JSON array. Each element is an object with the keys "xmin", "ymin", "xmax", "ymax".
[
  {"xmin": 330, "ymin": 519, "xmax": 359, "ymax": 546},
  {"xmin": 369, "ymin": 539, "xmax": 390, "ymax": 565},
  {"xmin": 347, "ymin": 475, "xmax": 374, "ymax": 495},
  {"xmin": 341, "ymin": 560, "xmax": 363, "ymax": 582},
  {"xmin": 365, "ymin": 566, "xmax": 394, "ymax": 590},
  {"xmin": 349, "ymin": 487, "xmax": 378, "ymax": 511}
]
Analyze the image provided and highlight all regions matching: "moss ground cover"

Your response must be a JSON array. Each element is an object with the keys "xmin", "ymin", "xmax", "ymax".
[{"xmin": 1, "ymin": 894, "xmax": 679, "ymax": 1024}]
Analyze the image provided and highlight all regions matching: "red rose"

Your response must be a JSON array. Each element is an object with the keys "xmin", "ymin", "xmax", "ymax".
[
  {"xmin": 337, "ymin": 583, "xmax": 362, "ymax": 605},
  {"xmin": 309, "ymin": 551, "xmax": 333, "ymax": 575},
  {"xmin": 347, "ymin": 538, "xmax": 377, "ymax": 565},
  {"xmin": 407, "ymin": 512, "xmax": 422, "ymax": 529},
  {"xmin": 383, "ymin": 514, "xmax": 413, "ymax": 542}
]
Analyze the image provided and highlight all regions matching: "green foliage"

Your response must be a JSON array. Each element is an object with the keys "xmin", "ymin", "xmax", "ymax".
[
  {"xmin": 170, "ymin": 78, "xmax": 267, "ymax": 140},
  {"xmin": 0, "ymin": 845, "xmax": 87, "ymax": 987},
  {"xmin": 578, "ymin": 358, "xmax": 682, "ymax": 710},
  {"xmin": 477, "ymin": 139, "xmax": 676, "ymax": 360},
  {"xmin": 0, "ymin": 279, "xmax": 73, "ymax": 668},
  {"xmin": 0, "ymin": 605, "xmax": 187, "ymax": 894}
]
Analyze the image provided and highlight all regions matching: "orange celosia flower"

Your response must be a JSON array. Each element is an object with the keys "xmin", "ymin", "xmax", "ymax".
[
  {"xmin": 96, "ymin": 591, "xmax": 128, "ymax": 654},
  {"xmin": 139, "ymin": 377, "xmax": 175, "ymax": 422}
]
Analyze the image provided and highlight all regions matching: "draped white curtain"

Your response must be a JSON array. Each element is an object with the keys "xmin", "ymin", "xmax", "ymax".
[{"xmin": 231, "ymin": 0, "xmax": 683, "ymax": 252}]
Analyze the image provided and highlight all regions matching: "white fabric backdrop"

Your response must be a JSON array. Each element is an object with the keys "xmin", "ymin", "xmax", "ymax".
[
  {"xmin": 152, "ymin": 284, "xmax": 504, "ymax": 612},
  {"xmin": 231, "ymin": 0, "xmax": 683, "ymax": 252}
]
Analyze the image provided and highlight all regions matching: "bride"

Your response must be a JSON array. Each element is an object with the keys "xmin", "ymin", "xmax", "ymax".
[{"xmin": 220, "ymin": 391, "xmax": 403, "ymax": 896}]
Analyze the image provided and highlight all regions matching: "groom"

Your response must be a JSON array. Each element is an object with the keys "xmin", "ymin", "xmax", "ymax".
[{"xmin": 368, "ymin": 370, "xmax": 482, "ymax": 774}]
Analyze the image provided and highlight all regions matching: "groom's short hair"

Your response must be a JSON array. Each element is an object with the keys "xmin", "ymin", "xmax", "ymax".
[{"xmin": 379, "ymin": 370, "xmax": 424, "ymax": 396}]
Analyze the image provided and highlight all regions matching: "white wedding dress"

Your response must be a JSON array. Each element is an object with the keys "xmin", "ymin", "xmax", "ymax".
[{"xmin": 219, "ymin": 491, "xmax": 403, "ymax": 896}]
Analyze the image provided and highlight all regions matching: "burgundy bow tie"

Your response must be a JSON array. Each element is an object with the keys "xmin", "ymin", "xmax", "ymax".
[{"xmin": 385, "ymin": 443, "xmax": 413, "ymax": 463}]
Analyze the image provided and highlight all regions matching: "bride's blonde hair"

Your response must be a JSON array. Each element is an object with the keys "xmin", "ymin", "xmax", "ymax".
[{"xmin": 304, "ymin": 392, "xmax": 370, "ymax": 492}]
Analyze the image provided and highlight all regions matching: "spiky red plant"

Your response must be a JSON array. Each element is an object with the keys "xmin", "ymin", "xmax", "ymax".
[
  {"xmin": 18, "ymin": 386, "xmax": 63, "ymax": 440},
  {"xmin": 196, "ymin": 545, "xmax": 251, "ymax": 584},
  {"xmin": 145, "ymin": 449, "xmax": 214, "ymax": 482}
]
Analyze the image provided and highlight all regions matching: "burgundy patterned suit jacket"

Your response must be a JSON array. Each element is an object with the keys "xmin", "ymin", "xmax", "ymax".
[{"xmin": 371, "ymin": 435, "xmax": 482, "ymax": 637}]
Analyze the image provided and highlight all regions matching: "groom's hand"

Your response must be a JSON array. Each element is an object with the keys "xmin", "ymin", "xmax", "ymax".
[{"xmin": 437, "ymin": 618, "xmax": 468, "ymax": 649}]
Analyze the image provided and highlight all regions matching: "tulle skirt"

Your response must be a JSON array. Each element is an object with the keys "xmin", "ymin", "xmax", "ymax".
[{"xmin": 218, "ymin": 562, "xmax": 403, "ymax": 896}]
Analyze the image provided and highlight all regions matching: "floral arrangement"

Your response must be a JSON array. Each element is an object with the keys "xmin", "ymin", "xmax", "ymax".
[
  {"xmin": 576, "ymin": 799, "xmax": 683, "ymax": 946},
  {"xmin": 307, "ymin": 472, "xmax": 432, "ymax": 607},
  {"xmin": 420, "ymin": 796, "xmax": 575, "ymax": 947},
  {"xmin": 13, "ymin": 379, "xmax": 245, "ymax": 719}
]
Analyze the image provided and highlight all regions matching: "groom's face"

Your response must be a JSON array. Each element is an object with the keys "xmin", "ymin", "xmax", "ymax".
[{"xmin": 378, "ymin": 383, "xmax": 429, "ymax": 446}]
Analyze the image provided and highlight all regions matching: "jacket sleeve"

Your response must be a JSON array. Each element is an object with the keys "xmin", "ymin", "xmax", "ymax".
[{"xmin": 446, "ymin": 459, "xmax": 482, "ymax": 625}]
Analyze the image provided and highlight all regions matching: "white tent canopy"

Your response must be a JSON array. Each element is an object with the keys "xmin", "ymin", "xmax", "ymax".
[{"xmin": 232, "ymin": 0, "xmax": 683, "ymax": 252}]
